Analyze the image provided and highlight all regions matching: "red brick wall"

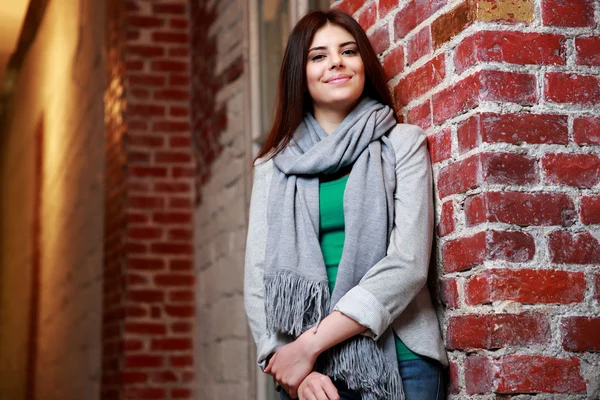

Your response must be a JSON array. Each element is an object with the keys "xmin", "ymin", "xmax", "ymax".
[
  {"xmin": 103, "ymin": 0, "xmax": 195, "ymax": 398},
  {"xmin": 332, "ymin": 0, "xmax": 600, "ymax": 397}
]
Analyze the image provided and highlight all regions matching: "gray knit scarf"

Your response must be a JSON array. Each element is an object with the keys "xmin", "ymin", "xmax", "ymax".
[{"xmin": 264, "ymin": 97, "xmax": 404, "ymax": 400}]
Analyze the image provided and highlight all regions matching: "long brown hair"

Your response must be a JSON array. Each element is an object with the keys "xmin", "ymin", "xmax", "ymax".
[{"xmin": 253, "ymin": 9, "xmax": 397, "ymax": 164}]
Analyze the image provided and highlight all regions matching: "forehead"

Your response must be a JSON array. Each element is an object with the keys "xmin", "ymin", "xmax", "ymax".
[{"xmin": 309, "ymin": 24, "xmax": 355, "ymax": 48}]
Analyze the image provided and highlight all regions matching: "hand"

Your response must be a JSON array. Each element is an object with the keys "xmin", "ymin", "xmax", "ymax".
[
  {"xmin": 264, "ymin": 334, "xmax": 319, "ymax": 398},
  {"xmin": 298, "ymin": 372, "xmax": 340, "ymax": 400}
]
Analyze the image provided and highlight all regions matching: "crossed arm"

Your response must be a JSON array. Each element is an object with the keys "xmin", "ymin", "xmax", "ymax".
[{"xmin": 265, "ymin": 310, "xmax": 366, "ymax": 399}]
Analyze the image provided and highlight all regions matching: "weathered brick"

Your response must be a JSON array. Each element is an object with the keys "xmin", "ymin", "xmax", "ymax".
[
  {"xmin": 426, "ymin": 128, "xmax": 451, "ymax": 164},
  {"xmin": 574, "ymin": 116, "xmax": 600, "ymax": 145},
  {"xmin": 542, "ymin": 153, "xmax": 600, "ymax": 188},
  {"xmin": 126, "ymin": 323, "xmax": 167, "ymax": 335},
  {"xmin": 480, "ymin": 112, "xmax": 568, "ymax": 145},
  {"xmin": 465, "ymin": 191, "xmax": 576, "ymax": 226},
  {"xmin": 431, "ymin": 0, "xmax": 476, "ymax": 48},
  {"xmin": 475, "ymin": 0, "xmax": 535, "ymax": 24},
  {"xmin": 466, "ymin": 355, "xmax": 586, "ymax": 394},
  {"xmin": 548, "ymin": 230, "xmax": 600, "ymax": 264},
  {"xmin": 581, "ymin": 195, "xmax": 600, "ymax": 224},
  {"xmin": 367, "ymin": 24, "xmax": 389, "ymax": 55},
  {"xmin": 407, "ymin": 100, "xmax": 431, "ymax": 130},
  {"xmin": 545, "ymin": 72, "xmax": 600, "ymax": 106},
  {"xmin": 575, "ymin": 36, "xmax": 600, "ymax": 66},
  {"xmin": 407, "ymin": 26, "xmax": 431, "ymax": 65},
  {"xmin": 151, "ymin": 338, "xmax": 193, "ymax": 351},
  {"xmin": 356, "ymin": 1, "xmax": 377, "ymax": 31},
  {"xmin": 542, "ymin": 0, "xmax": 595, "ymax": 27},
  {"xmin": 439, "ymin": 277, "xmax": 459, "ymax": 308},
  {"xmin": 465, "ymin": 269, "xmax": 586, "ymax": 305},
  {"xmin": 447, "ymin": 313, "xmax": 550, "ymax": 349},
  {"xmin": 154, "ymin": 274, "xmax": 195, "ymax": 287},
  {"xmin": 455, "ymin": 31, "xmax": 566, "ymax": 74},
  {"xmin": 437, "ymin": 200, "xmax": 455, "ymax": 237},
  {"xmin": 383, "ymin": 45, "xmax": 404, "ymax": 81},
  {"xmin": 395, "ymin": 54, "xmax": 445, "ymax": 107},
  {"xmin": 437, "ymin": 154, "xmax": 480, "ymax": 198},
  {"xmin": 561, "ymin": 317, "xmax": 600, "ymax": 351}
]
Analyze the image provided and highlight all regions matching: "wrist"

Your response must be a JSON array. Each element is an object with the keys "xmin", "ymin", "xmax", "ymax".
[{"xmin": 298, "ymin": 328, "xmax": 324, "ymax": 359}]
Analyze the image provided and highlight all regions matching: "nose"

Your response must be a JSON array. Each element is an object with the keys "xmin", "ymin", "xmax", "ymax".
[{"xmin": 329, "ymin": 53, "xmax": 344, "ymax": 69}]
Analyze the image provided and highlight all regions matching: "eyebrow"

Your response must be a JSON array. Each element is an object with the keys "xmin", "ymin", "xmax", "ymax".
[{"xmin": 308, "ymin": 41, "xmax": 357, "ymax": 53}]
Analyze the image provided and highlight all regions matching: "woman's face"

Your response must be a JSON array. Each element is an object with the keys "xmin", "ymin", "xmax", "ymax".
[{"xmin": 306, "ymin": 23, "xmax": 365, "ymax": 113}]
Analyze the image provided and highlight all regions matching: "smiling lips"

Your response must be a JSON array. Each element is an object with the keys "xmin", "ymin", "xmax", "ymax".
[{"xmin": 325, "ymin": 74, "xmax": 352, "ymax": 84}]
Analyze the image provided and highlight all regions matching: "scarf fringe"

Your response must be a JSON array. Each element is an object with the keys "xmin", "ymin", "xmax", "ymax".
[
  {"xmin": 321, "ymin": 336, "xmax": 404, "ymax": 400},
  {"xmin": 264, "ymin": 271, "xmax": 330, "ymax": 337}
]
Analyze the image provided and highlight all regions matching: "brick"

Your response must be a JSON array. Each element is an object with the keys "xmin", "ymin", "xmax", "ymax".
[
  {"xmin": 442, "ymin": 231, "xmax": 486, "ymax": 272},
  {"xmin": 437, "ymin": 200, "xmax": 454, "ymax": 237},
  {"xmin": 127, "ymin": 273, "xmax": 148, "ymax": 285},
  {"xmin": 433, "ymin": 71, "xmax": 538, "ymax": 124},
  {"xmin": 333, "ymin": 0, "xmax": 367, "ymax": 16},
  {"xmin": 151, "ymin": 60, "xmax": 188, "ymax": 73},
  {"xmin": 548, "ymin": 230, "xmax": 600, "ymax": 264},
  {"xmin": 154, "ymin": 274, "xmax": 195, "ymax": 286},
  {"xmin": 169, "ymin": 136, "xmax": 192, "ymax": 147},
  {"xmin": 127, "ymin": 227, "xmax": 163, "ymax": 240},
  {"xmin": 128, "ymin": 120, "xmax": 149, "ymax": 131},
  {"xmin": 170, "ymin": 260, "xmax": 193, "ymax": 271},
  {"xmin": 165, "ymin": 305, "xmax": 195, "ymax": 318},
  {"xmin": 155, "ymin": 152, "xmax": 192, "ymax": 164},
  {"xmin": 357, "ymin": 1, "xmax": 377, "ymax": 31},
  {"xmin": 171, "ymin": 322, "xmax": 193, "ymax": 333},
  {"xmin": 150, "ymin": 243, "xmax": 193, "ymax": 255},
  {"xmin": 595, "ymin": 274, "xmax": 600, "ymax": 301},
  {"xmin": 457, "ymin": 114, "xmax": 479, "ymax": 153},
  {"xmin": 407, "ymin": 26, "xmax": 431, "ymax": 65},
  {"xmin": 129, "ymin": 196, "xmax": 165, "ymax": 209},
  {"xmin": 466, "ymin": 355, "xmax": 585, "ymax": 394},
  {"xmin": 169, "ymin": 107, "xmax": 189, "ymax": 118},
  {"xmin": 129, "ymin": 16, "xmax": 165, "ymax": 28},
  {"xmin": 126, "ymin": 323, "xmax": 167, "ymax": 335},
  {"xmin": 575, "ymin": 36, "xmax": 600, "ymax": 66},
  {"xmin": 545, "ymin": 72, "xmax": 600, "ymax": 106},
  {"xmin": 542, "ymin": 0, "xmax": 595, "ymax": 27},
  {"xmin": 128, "ymin": 104, "xmax": 166, "ymax": 117},
  {"xmin": 447, "ymin": 313, "xmax": 550, "ymax": 350},
  {"xmin": 393, "ymin": 1, "xmax": 417, "ymax": 40},
  {"xmin": 153, "ymin": 212, "xmax": 192, "ymax": 224},
  {"xmin": 561, "ymin": 317, "xmax": 600, "ymax": 351},
  {"xmin": 443, "ymin": 230, "xmax": 534, "ymax": 272},
  {"xmin": 152, "ymin": 32, "xmax": 189, "ymax": 44},
  {"xmin": 169, "ymin": 18, "xmax": 189, "ymax": 30},
  {"xmin": 127, "ymin": 45, "xmax": 165, "ymax": 58},
  {"xmin": 394, "ymin": 54, "xmax": 445, "ymax": 107},
  {"xmin": 124, "ymin": 387, "xmax": 167, "ymax": 399},
  {"xmin": 448, "ymin": 361, "xmax": 460, "ymax": 395},
  {"xmin": 125, "ymin": 60, "xmax": 144, "ymax": 71},
  {"xmin": 455, "ymin": 31, "xmax": 566, "ymax": 74},
  {"xmin": 172, "ymin": 388, "xmax": 192, "ymax": 398},
  {"xmin": 426, "ymin": 128, "xmax": 450, "ymax": 164},
  {"xmin": 379, "ymin": 0, "xmax": 398, "ymax": 18},
  {"xmin": 153, "ymin": 121, "xmax": 190, "ymax": 133},
  {"xmin": 438, "ymin": 154, "xmax": 480, "ymax": 198},
  {"xmin": 439, "ymin": 277, "xmax": 459, "ymax": 308},
  {"xmin": 383, "ymin": 46, "xmax": 404, "ymax": 81},
  {"xmin": 431, "ymin": 0, "xmax": 476, "ymax": 48},
  {"xmin": 465, "ymin": 269, "xmax": 586, "ymax": 305},
  {"xmin": 368, "ymin": 24, "xmax": 389, "ymax": 55},
  {"xmin": 152, "ymin": 3, "xmax": 186, "ymax": 14},
  {"xmin": 169, "ymin": 47, "xmax": 189, "ymax": 57},
  {"xmin": 150, "ymin": 371, "xmax": 178, "ymax": 383},
  {"xmin": 480, "ymin": 112, "xmax": 568, "ymax": 145},
  {"xmin": 542, "ymin": 153, "xmax": 600, "ymax": 188},
  {"xmin": 151, "ymin": 338, "xmax": 192, "ymax": 351},
  {"xmin": 154, "ymin": 89, "xmax": 190, "ymax": 101},
  {"xmin": 154, "ymin": 182, "xmax": 190, "ymax": 193},
  {"xmin": 170, "ymin": 355, "xmax": 193, "ymax": 367},
  {"xmin": 169, "ymin": 291, "xmax": 194, "ymax": 302},
  {"xmin": 130, "ymin": 88, "xmax": 150, "ymax": 100},
  {"xmin": 128, "ymin": 257, "xmax": 165, "ymax": 271},
  {"xmin": 126, "ymin": 306, "xmax": 148, "ymax": 318},
  {"xmin": 482, "ymin": 152, "xmax": 538, "ymax": 185},
  {"xmin": 129, "ymin": 150, "xmax": 151, "ymax": 163},
  {"xmin": 574, "ymin": 116, "xmax": 600, "ymax": 145},
  {"xmin": 475, "ymin": 0, "xmax": 535, "ymax": 24},
  {"xmin": 407, "ymin": 100, "xmax": 431, "ymax": 130},
  {"xmin": 168, "ymin": 197, "xmax": 192, "ymax": 209},
  {"xmin": 123, "ymin": 371, "xmax": 147, "ymax": 384},
  {"xmin": 129, "ymin": 290, "xmax": 165, "ymax": 303},
  {"xmin": 581, "ymin": 195, "xmax": 600, "ymax": 224},
  {"xmin": 465, "ymin": 191, "xmax": 576, "ymax": 226},
  {"xmin": 168, "ymin": 228, "xmax": 192, "ymax": 240},
  {"xmin": 130, "ymin": 166, "xmax": 168, "ymax": 178},
  {"xmin": 125, "ymin": 355, "xmax": 164, "ymax": 368},
  {"xmin": 169, "ymin": 75, "xmax": 190, "ymax": 86}
]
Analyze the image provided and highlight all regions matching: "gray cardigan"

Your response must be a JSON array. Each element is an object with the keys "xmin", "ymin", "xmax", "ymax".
[{"xmin": 243, "ymin": 123, "xmax": 448, "ymax": 370}]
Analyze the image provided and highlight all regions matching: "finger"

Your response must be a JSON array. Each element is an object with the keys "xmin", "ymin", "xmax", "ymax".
[
  {"xmin": 265, "ymin": 353, "xmax": 277, "ymax": 374},
  {"xmin": 300, "ymin": 388, "xmax": 317, "ymax": 400},
  {"xmin": 321, "ymin": 379, "xmax": 339, "ymax": 400},
  {"xmin": 312, "ymin": 385, "xmax": 329, "ymax": 400}
]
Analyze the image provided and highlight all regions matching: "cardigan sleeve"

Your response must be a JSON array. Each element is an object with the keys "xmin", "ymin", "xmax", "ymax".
[
  {"xmin": 332, "ymin": 124, "xmax": 434, "ymax": 340},
  {"xmin": 243, "ymin": 157, "xmax": 291, "ymax": 369}
]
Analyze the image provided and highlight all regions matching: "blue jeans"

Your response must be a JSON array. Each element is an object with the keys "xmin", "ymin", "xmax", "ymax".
[{"xmin": 279, "ymin": 358, "xmax": 445, "ymax": 400}]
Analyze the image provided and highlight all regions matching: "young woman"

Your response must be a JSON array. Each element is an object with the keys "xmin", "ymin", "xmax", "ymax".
[{"xmin": 244, "ymin": 10, "xmax": 447, "ymax": 400}]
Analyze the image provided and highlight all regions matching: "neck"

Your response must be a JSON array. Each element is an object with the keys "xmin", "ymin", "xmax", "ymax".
[{"xmin": 312, "ymin": 101, "xmax": 356, "ymax": 135}]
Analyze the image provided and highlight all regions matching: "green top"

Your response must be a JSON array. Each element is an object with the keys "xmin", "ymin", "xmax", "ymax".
[{"xmin": 318, "ymin": 174, "xmax": 423, "ymax": 362}]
